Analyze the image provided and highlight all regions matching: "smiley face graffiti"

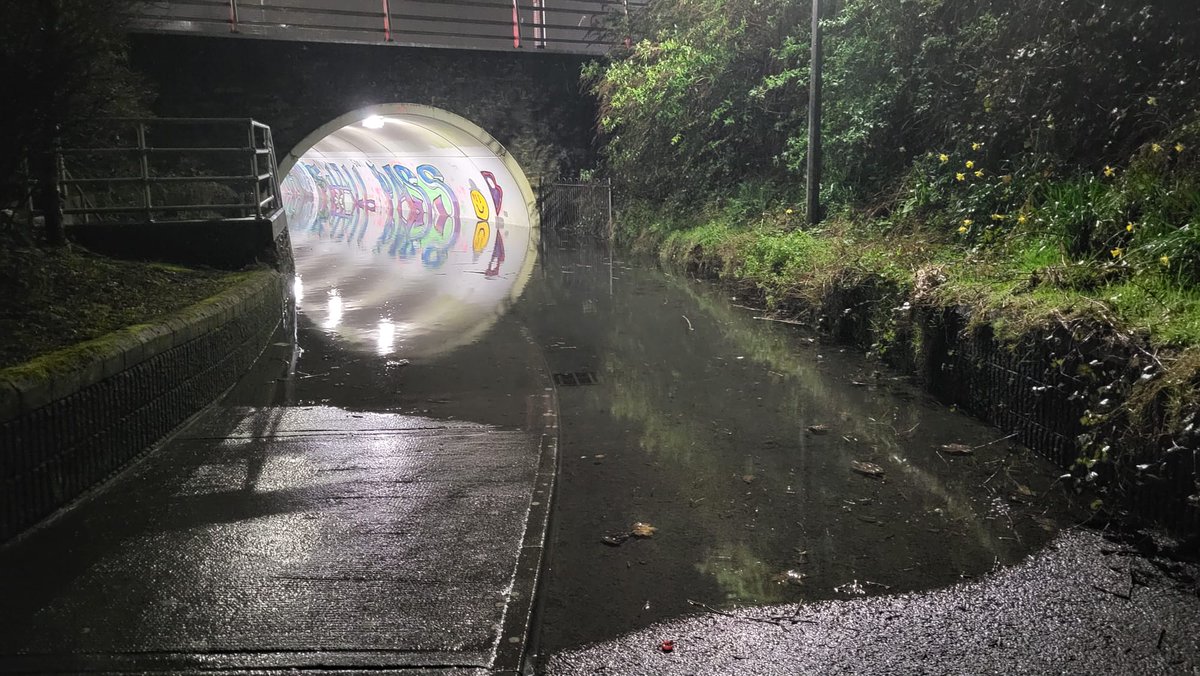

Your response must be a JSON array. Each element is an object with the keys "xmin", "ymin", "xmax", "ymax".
[
  {"xmin": 470, "ymin": 186, "xmax": 490, "ymax": 221},
  {"xmin": 473, "ymin": 220, "xmax": 491, "ymax": 254}
]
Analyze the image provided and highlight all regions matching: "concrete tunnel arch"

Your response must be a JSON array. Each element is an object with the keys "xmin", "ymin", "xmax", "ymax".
[{"xmin": 279, "ymin": 104, "xmax": 540, "ymax": 360}]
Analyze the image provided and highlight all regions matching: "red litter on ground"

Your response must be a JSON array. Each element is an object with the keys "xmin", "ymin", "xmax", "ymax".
[{"xmin": 660, "ymin": 640, "xmax": 675, "ymax": 653}]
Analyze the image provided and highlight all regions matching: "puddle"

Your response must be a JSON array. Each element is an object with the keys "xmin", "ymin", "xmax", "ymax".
[{"xmin": 519, "ymin": 242, "xmax": 1078, "ymax": 654}]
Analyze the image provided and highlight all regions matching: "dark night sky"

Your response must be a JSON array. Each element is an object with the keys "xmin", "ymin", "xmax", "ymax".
[{"xmin": 132, "ymin": 0, "xmax": 631, "ymax": 54}]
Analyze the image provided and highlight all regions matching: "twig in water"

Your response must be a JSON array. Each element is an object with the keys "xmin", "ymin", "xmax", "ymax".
[
  {"xmin": 754, "ymin": 315, "xmax": 807, "ymax": 326},
  {"xmin": 687, "ymin": 599, "xmax": 789, "ymax": 629},
  {"xmin": 682, "ymin": 315, "xmax": 695, "ymax": 331},
  {"xmin": 972, "ymin": 432, "xmax": 1019, "ymax": 451}
]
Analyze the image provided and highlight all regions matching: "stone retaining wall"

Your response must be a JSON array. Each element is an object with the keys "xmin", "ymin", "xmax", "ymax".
[{"xmin": 0, "ymin": 271, "xmax": 286, "ymax": 542}]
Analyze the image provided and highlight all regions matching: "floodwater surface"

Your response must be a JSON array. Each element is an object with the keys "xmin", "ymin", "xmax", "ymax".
[{"xmin": 516, "ymin": 241, "xmax": 1075, "ymax": 657}]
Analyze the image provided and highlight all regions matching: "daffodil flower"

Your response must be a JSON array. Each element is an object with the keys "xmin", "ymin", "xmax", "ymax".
[
  {"xmin": 958, "ymin": 225, "xmax": 968, "ymax": 234},
  {"xmin": 1017, "ymin": 214, "xmax": 1029, "ymax": 225},
  {"xmin": 1160, "ymin": 255, "xmax": 1171, "ymax": 267},
  {"xmin": 963, "ymin": 218, "xmax": 973, "ymax": 227},
  {"xmin": 965, "ymin": 160, "xmax": 975, "ymax": 169},
  {"xmin": 1110, "ymin": 247, "xmax": 1123, "ymax": 258},
  {"xmin": 1151, "ymin": 143, "xmax": 1163, "ymax": 153},
  {"xmin": 956, "ymin": 173, "xmax": 966, "ymax": 182},
  {"xmin": 991, "ymin": 214, "xmax": 1006, "ymax": 221},
  {"xmin": 975, "ymin": 170, "xmax": 985, "ymax": 178},
  {"xmin": 939, "ymin": 153, "xmax": 950, "ymax": 163},
  {"xmin": 786, "ymin": 208, "xmax": 794, "ymax": 215},
  {"xmin": 1126, "ymin": 222, "xmax": 1135, "ymax": 232},
  {"xmin": 1177, "ymin": 143, "xmax": 1187, "ymax": 153},
  {"xmin": 1147, "ymin": 96, "xmax": 1158, "ymax": 106},
  {"xmin": 971, "ymin": 142, "xmax": 982, "ymax": 151},
  {"xmin": 1103, "ymin": 166, "xmax": 1116, "ymax": 178}
]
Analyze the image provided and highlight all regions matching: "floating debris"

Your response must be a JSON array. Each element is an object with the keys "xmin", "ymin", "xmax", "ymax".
[
  {"xmin": 807, "ymin": 424, "xmax": 830, "ymax": 435},
  {"xmin": 631, "ymin": 522, "xmax": 658, "ymax": 538},
  {"xmin": 773, "ymin": 569, "xmax": 808, "ymax": 586},
  {"xmin": 850, "ymin": 460, "xmax": 885, "ymax": 478},
  {"xmin": 939, "ymin": 443, "xmax": 974, "ymax": 456},
  {"xmin": 659, "ymin": 640, "xmax": 675, "ymax": 653},
  {"xmin": 601, "ymin": 532, "xmax": 630, "ymax": 547},
  {"xmin": 741, "ymin": 474, "xmax": 757, "ymax": 484}
]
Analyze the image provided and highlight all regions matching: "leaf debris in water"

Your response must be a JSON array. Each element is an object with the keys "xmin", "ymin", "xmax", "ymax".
[
  {"xmin": 630, "ymin": 522, "xmax": 657, "ymax": 538},
  {"xmin": 850, "ymin": 460, "xmax": 885, "ymax": 478},
  {"xmin": 939, "ymin": 443, "xmax": 974, "ymax": 456},
  {"xmin": 807, "ymin": 424, "xmax": 830, "ymax": 434}
]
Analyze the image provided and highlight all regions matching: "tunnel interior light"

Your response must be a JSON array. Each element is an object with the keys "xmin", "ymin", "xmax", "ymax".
[{"xmin": 362, "ymin": 115, "xmax": 386, "ymax": 129}]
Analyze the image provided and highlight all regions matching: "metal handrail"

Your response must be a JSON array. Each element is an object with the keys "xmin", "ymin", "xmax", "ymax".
[{"xmin": 57, "ymin": 118, "xmax": 283, "ymax": 223}]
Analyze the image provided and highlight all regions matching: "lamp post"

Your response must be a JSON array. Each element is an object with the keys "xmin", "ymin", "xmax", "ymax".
[{"xmin": 806, "ymin": 0, "xmax": 823, "ymax": 226}]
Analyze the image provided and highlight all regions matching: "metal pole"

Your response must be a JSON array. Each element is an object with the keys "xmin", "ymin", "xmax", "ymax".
[
  {"xmin": 381, "ymin": 0, "xmax": 392, "ymax": 41},
  {"xmin": 250, "ymin": 124, "xmax": 262, "ymax": 218},
  {"xmin": 137, "ymin": 122, "xmax": 153, "ymax": 217},
  {"xmin": 228, "ymin": 0, "xmax": 239, "ymax": 33},
  {"xmin": 806, "ymin": 0, "xmax": 823, "ymax": 226}
]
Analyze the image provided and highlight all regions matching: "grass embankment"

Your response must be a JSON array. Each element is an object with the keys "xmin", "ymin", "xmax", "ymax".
[
  {"xmin": 0, "ymin": 244, "xmax": 244, "ymax": 369},
  {"xmin": 613, "ymin": 157, "xmax": 1200, "ymax": 528}
]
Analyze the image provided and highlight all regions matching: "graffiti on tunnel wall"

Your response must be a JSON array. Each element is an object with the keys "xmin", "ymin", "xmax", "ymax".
[{"xmin": 282, "ymin": 159, "xmax": 508, "ymax": 275}]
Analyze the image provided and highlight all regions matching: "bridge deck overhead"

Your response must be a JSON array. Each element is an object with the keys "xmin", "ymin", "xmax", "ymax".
[{"xmin": 130, "ymin": 0, "xmax": 642, "ymax": 54}]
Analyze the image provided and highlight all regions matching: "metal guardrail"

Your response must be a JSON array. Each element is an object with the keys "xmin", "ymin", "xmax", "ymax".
[
  {"xmin": 58, "ymin": 118, "xmax": 283, "ymax": 223},
  {"xmin": 130, "ymin": 0, "xmax": 646, "ymax": 53}
]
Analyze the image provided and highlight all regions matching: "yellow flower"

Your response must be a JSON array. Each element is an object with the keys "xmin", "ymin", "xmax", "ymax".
[
  {"xmin": 1177, "ymin": 143, "xmax": 1187, "ymax": 153},
  {"xmin": 1110, "ymin": 247, "xmax": 1123, "ymax": 258},
  {"xmin": 1147, "ymin": 96, "xmax": 1158, "ymax": 106},
  {"xmin": 1103, "ymin": 165, "xmax": 1117, "ymax": 178},
  {"xmin": 1017, "ymin": 213, "xmax": 1029, "ymax": 225},
  {"xmin": 958, "ymin": 226, "xmax": 968, "ymax": 234},
  {"xmin": 965, "ymin": 160, "xmax": 975, "ymax": 169},
  {"xmin": 1151, "ymin": 143, "xmax": 1163, "ymax": 153},
  {"xmin": 786, "ymin": 208, "xmax": 794, "ymax": 215},
  {"xmin": 971, "ymin": 142, "xmax": 982, "ymax": 151},
  {"xmin": 956, "ymin": 172, "xmax": 966, "ymax": 182},
  {"xmin": 939, "ymin": 153, "xmax": 950, "ymax": 163},
  {"xmin": 991, "ymin": 213, "xmax": 1006, "ymax": 221},
  {"xmin": 962, "ymin": 218, "xmax": 973, "ymax": 227},
  {"xmin": 975, "ymin": 170, "xmax": 985, "ymax": 178},
  {"xmin": 1126, "ymin": 222, "xmax": 1135, "ymax": 232},
  {"xmin": 1160, "ymin": 255, "xmax": 1171, "ymax": 267}
]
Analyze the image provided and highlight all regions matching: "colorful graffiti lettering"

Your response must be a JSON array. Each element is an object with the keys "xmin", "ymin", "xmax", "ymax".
[{"xmin": 284, "ymin": 159, "xmax": 516, "ymax": 276}]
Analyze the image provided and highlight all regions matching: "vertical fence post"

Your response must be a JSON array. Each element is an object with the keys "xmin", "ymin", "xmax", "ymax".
[
  {"xmin": 137, "ymin": 122, "xmax": 153, "ymax": 218},
  {"xmin": 533, "ymin": 0, "xmax": 546, "ymax": 49},
  {"xmin": 250, "ymin": 123, "xmax": 262, "ymax": 219},
  {"xmin": 228, "ymin": 0, "xmax": 239, "ymax": 33},
  {"xmin": 382, "ymin": 0, "xmax": 392, "ymax": 41},
  {"xmin": 511, "ymin": 0, "xmax": 522, "ymax": 48}
]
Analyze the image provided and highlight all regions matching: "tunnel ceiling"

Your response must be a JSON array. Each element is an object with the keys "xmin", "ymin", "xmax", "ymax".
[{"xmin": 281, "ymin": 105, "xmax": 538, "ymax": 360}]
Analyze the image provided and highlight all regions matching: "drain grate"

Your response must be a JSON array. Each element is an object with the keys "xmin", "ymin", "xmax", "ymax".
[{"xmin": 554, "ymin": 371, "xmax": 599, "ymax": 387}]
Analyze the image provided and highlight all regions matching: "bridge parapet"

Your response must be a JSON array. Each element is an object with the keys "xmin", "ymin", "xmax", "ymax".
[{"xmin": 130, "ymin": 0, "xmax": 642, "ymax": 54}]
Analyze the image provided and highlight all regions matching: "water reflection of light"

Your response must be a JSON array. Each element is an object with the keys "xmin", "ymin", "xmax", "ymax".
[
  {"xmin": 293, "ymin": 275, "xmax": 304, "ymax": 304},
  {"xmin": 362, "ymin": 115, "xmax": 386, "ymax": 129},
  {"xmin": 325, "ymin": 289, "xmax": 343, "ymax": 329},
  {"xmin": 377, "ymin": 319, "xmax": 396, "ymax": 355}
]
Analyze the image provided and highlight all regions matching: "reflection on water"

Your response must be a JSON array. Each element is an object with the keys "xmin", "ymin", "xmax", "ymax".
[
  {"xmin": 281, "ymin": 120, "xmax": 536, "ymax": 360},
  {"xmin": 526, "ymin": 241, "xmax": 1076, "ymax": 654}
]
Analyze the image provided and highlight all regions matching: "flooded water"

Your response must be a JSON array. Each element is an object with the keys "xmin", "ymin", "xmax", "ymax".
[
  {"xmin": 280, "ymin": 177, "xmax": 1075, "ymax": 660},
  {"xmin": 516, "ymin": 241, "xmax": 1074, "ymax": 657}
]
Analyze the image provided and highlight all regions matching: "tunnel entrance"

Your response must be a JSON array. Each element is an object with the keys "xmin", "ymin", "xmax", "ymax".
[{"xmin": 279, "ymin": 104, "xmax": 539, "ymax": 360}]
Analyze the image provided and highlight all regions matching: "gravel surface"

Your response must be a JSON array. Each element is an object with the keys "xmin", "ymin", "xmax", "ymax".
[{"xmin": 543, "ymin": 529, "xmax": 1200, "ymax": 675}]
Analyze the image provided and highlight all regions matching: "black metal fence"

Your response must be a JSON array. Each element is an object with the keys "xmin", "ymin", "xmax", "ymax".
[{"xmin": 537, "ymin": 176, "xmax": 612, "ymax": 240}]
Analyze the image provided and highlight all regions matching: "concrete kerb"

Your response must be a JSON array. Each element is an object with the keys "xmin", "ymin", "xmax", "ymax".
[{"xmin": 0, "ymin": 270, "xmax": 281, "ymax": 426}]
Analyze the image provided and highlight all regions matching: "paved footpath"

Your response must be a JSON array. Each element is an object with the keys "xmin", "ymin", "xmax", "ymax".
[{"xmin": 0, "ymin": 311, "xmax": 557, "ymax": 675}]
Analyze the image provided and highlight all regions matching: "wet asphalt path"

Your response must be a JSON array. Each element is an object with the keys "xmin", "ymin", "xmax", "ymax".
[{"xmin": 0, "ymin": 309, "xmax": 556, "ymax": 674}]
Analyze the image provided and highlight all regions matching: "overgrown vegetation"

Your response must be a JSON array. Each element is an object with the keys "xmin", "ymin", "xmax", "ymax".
[{"xmin": 588, "ymin": 0, "xmax": 1200, "ymax": 525}]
